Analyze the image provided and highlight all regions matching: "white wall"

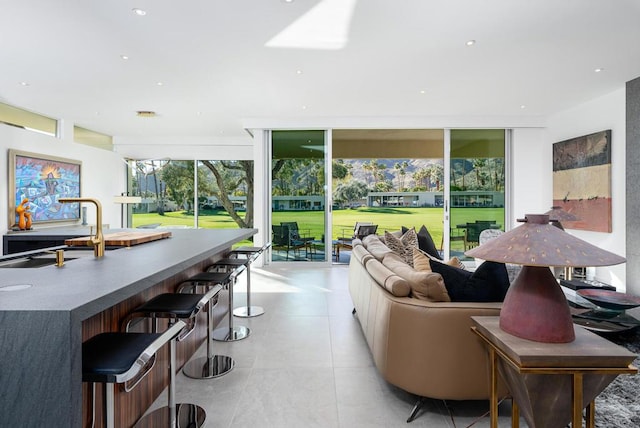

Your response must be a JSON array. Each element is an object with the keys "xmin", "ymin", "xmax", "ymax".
[
  {"xmin": 545, "ymin": 88, "xmax": 627, "ymax": 289},
  {"xmin": 1, "ymin": 123, "xmax": 126, "ymax": 254},
  {"xmin": 511, "ymin": 128, "xmax": 549, "ymax": 228}
]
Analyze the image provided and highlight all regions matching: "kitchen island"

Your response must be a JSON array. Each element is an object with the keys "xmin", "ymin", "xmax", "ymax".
[{"xmin": 0, "ymin": 227, "xmax": 255, "ymax": 427}]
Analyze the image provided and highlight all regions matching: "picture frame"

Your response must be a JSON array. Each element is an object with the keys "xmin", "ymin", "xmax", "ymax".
[
  {"xmin": 8, "ymin": 149, "xmax": 82, "ymax": 228},
  {"xmin": 552, "ymin": 130, "xmax": 612, "ymax": 233}
]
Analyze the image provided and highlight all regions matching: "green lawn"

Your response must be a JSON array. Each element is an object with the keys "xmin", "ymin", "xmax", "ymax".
[{"xmin": 133, "ymin": 207, "xmax": 504, "ymax": 250}]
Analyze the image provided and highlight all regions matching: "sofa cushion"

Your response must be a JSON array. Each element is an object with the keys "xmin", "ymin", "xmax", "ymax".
[
  {"xmin": 351, "ymin": 243, "xmax": 373, "ymax": 265},
  {"xmin": 413, "ymin": 248, "xmax": 464, "ymax": 271},
  {"xmin": 385, "ymin": 228, "xmax": 418, "ymax": 266},
  {"xmin": 382, "ymin": 253, "xmax": 450, "ymax": 302},
  {"xmin": 429, "ymin": 259, "xmax": 510, "ymax": 302},
  {"xmin": 402, "ymin": 225, "xmax": 442, "ymax": 260},
  {"xmin": 363, "ymin": 234, "xmax": 393, "ymax": 261},
  {"xmin": 365, "ymin": 257, "xmax": 411, "ymax": 297}
]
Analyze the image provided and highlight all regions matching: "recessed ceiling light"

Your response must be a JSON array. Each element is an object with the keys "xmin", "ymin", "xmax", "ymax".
[
  {"xmin": 419, "ymin": 89, "xmax": 426, "ymax": 94},
  {"xmin": 301, "ymin": 105, "xmax": 307, "ymax": 110},
  {"xmin": 19, "ymin": 81, "xmax": 29, "ymax": 86},
  {"xmin": 594, "ymin": 68, "xmax": 604, "ymax": 73},
  {"xmin": 120, "ymin": 55, "xmax": 129, "ymax": 60},
  {"xmin": 520, "ymin": 105, "xmax": 526, "ymax": 109},
  {"xmin": 283, "ymin": 0, "xmax": 295, "ymax": 3},
  {"xmin": 156, "ymin": 82, "xmax": 164, "ymax": 86},
  {"xmin": 296, "ymin": 70, "xmax": 303, "ymax": 75},
  {"xmin": 132, "ymin": 8, "xmax": 147, "ymax": 16},
  {"xmin": 466, "ymin": 40, "xmax": 476, "ymax": 46}
]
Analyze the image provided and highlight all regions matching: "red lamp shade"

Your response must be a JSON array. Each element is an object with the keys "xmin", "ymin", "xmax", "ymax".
[{"xmin": 466, "ymin": 214, "xmax": 625, "ymax": 343}]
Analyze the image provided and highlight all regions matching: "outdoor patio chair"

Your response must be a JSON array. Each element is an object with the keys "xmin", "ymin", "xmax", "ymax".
[
  {"xmin": 280, "ymin": 222, "xmax": 315, "ymax": 244},
  {"xmin": 272, "ymin": 224, "xmax": 306, "ymax": 260}
]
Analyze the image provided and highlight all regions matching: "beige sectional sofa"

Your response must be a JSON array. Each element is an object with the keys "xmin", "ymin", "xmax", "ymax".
[{"xmin": 348, "ymin": 234, "xmax": 507, "ymax": 420}]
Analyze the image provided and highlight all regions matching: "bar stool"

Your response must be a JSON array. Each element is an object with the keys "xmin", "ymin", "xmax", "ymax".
[
  {"xmin": 82, "ymin": 320, "xmax": 186, "ymax": 428},
  {"xmin": 177, "ymin": 276, "xmax": 235, "ymax": 379},
  {"xmin": 122, "ymin": 284, "xmax": 223, "ymax": 427},
  {"xmin": 203, "ymin": 262, "xmax": 250, "ymax": 341},
  {"xmin": 228, "ymin": 242, "xmax": 271, "ymax": 318}
]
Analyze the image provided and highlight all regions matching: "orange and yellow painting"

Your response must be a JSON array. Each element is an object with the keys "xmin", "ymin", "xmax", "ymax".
[{"xmin": 552, "ymin": 130, "xmax": 612, "ymax": 233}]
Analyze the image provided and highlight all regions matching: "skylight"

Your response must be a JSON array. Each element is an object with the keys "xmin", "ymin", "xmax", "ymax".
[{"xmin": 266, "ymin": 0, "xmax": 358, "ymax": 50}]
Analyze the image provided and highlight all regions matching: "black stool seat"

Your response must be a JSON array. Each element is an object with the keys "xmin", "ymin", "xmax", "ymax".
[
  {"xmin": 134, "ymin": 294, "xmax": 205, "ymax": 318},
  {"xmin": 231, "ymin": 246, "xmax": 262, "ymax": 254},
  {"xmin": 189, "ymin": 271, "xmax": 233, "ymax": 283},
  {"xmin": 209, "ymin": 258, "xmax": 249, "ymax": 269},
  {"xmin": 83, "ymin": 333, "xmax": 161, "ymax": 383}
]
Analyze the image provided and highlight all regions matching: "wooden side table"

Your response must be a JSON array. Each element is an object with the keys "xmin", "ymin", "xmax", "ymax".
[{"xmin": 471, "ymin": 316, "xmax": 637, "ymax": 428}]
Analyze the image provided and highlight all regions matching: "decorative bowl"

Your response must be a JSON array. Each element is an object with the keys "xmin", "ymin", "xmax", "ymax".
[{"xmin": 576, "ymin": 289, "xmax": 640, "ymax": 311}]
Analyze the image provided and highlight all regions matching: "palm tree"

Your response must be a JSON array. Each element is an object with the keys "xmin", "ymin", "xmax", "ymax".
[{"xmin": 394, "ymin": 160, "xmax": 409, "ymax": 191}]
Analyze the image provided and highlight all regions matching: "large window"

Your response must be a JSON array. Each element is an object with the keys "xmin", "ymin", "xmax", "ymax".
[
  {"xmin": 0, "ymin": 101, "xmax": 57, "ymax": 136},
  {"xmin": 129, "ymin": 159, "xmax": 253, "ymax": 241},
  {"xmin": 73, "ymin": 126, "xmax": 113, "ymax": 151}
]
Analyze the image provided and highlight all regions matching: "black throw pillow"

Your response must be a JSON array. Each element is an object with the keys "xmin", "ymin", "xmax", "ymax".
[
  {"xmin": 402, "ymin": 225, "xmax": 442, "ymax": 260},
  {"xmin": 429, "ymin": 259, "xmax": 510, "ymax": 302}
]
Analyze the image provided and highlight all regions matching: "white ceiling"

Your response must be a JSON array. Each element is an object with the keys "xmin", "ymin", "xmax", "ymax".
[{"xmin": 2, "ymin": 0, "xmax": 640, "ymax": 141}]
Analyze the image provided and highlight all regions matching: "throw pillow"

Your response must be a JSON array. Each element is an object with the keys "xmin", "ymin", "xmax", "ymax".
[
  {"xmin": 382, "ymin": 253, "xmax": 450, "ymax": 302},
  {"xmin": 413, "ymin": 247, "xmax": 465, "ymax": 272},
  {"xmin": 403, "ymin": 225, "xmax": 442, "ymax": 260},
  {"xmin": 428, "ymin": 259, "xmax": 510, "ymax": 302},
  {"xmin": 385, "ymin": 229, "xmax": 418, "ymax": 266}
]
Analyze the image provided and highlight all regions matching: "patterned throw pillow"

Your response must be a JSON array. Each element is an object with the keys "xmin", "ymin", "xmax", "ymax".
[
  {"xmin": 384, "ymin": 228, "xmax": 418, "ymax": 266},
  {"xmin": 402, "ymin": 225, "xmax": 442, "ymax": 260}
]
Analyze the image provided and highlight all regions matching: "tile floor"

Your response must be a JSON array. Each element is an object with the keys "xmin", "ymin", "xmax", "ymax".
[{"xmin": 153, "ymin": 264, "xmax": 518, "ymax": 427}]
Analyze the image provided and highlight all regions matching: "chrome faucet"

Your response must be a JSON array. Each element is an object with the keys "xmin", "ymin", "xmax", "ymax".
[{"xmin": 59, "ymin": 198, "xmax": 105, "ymax": 258}]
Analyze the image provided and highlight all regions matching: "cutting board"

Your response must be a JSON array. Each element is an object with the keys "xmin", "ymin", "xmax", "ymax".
[{"xmin": 65, "ymin": 231, "xmax": 172, "ymax": 247}]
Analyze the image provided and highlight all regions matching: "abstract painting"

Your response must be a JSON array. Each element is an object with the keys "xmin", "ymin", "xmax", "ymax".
[
  {"xmin": 552, "ymin": 130, "xmax": 612, "ymax": 232},
  {"xmin": 9, "ymin": 149, "xmax": 82, "ymax": 226}
]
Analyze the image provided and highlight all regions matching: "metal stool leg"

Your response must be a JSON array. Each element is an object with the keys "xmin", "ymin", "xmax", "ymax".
[
  {"xmin": 231, "ymin": 243, "xmax": 270, "ymax": 318},
  {"xmin": 134, "ymin": 330, "xmax": 206, "ymax": 428},
  {"xmin": 213, "ymin": 266, "xmax": 250, "ymax": 341},
  {"xmin": 183, "ymin": 293, "xmax": 235, "ymax": 378},
  {"xmin": 233, "ymin": 262, "xmax": 264, "ymax": 317}
]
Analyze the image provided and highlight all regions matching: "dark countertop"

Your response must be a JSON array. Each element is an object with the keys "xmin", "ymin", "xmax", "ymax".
[{"xmin": 0, "ymin": 228, "xmax": 255, "ymax": 318}]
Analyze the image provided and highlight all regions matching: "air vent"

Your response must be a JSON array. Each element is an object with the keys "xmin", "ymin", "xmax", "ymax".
[{"xmin": 136, "ymin": 110, "xmax": 156, "ymax": 118}]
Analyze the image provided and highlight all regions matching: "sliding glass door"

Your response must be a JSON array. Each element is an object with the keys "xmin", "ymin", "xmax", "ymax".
[
  {"xmin": 271, "ymin": 130, "xmax": 327, "ymax": 262},
  {"xmin": 448, "ymin": 129, "xmax": 506, "ymax": 261}
]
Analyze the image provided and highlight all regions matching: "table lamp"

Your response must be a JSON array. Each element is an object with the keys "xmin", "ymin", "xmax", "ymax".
[
  {"xmin": 113, "ymin": 194, "xmax": 142, "ymax": 228},
  {"xmin": 466, "ymin": 214, "xmax": 625, "ymax": 343}
]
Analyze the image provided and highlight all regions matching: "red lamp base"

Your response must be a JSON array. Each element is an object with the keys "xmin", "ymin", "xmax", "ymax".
[{"xmin": 499, "ymin": 265, "xmax": 575, "ymax": 343}]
